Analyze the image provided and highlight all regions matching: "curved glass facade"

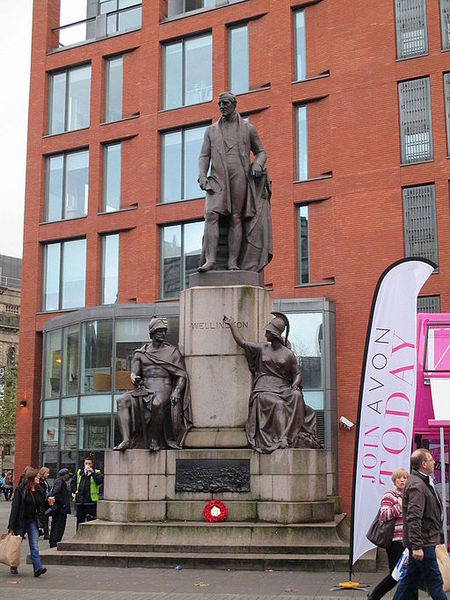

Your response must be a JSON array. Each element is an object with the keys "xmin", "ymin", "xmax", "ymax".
[{"xmin": 40, "ymin": 304, "xmax": 178, "ymax": 478}]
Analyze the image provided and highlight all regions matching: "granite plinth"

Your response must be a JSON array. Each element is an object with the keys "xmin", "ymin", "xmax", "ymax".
[{"xmin": 189, "ymin": 270, "xmax": 261, "ymax": 288}]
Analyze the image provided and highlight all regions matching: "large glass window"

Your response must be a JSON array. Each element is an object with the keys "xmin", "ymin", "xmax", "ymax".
[
  {"xmin": 161, "ymin": 125, "xmax": 207, "ymax": 202},
  {"xmin": 100, "ymin": 0, "xmax": 142, "ymax": 35},
  {"xmin": 294, "ymin": 10, "xmax": 306, "ymax": 81},
  {"xmin": 228, "ymin": 24, "xmax": 249, "ymax": 95},
  {"xmin": 297, "ymin": 205, "xmax": 309, "ymax": 284},
  {"xmin": 105, "ymin": 56, "xmax": 123, "ymax": 123},
  {"xmin": 161, "ymin": 221, "xmax": 203, "ymax": 298},
  {"xmin": 42, "ymin": 239, "xmax": 86, "ymax": 311},
  {"xmin": 296, "ymin": 105, "xmax": 308, "ymax": 180},
  {"xmin": 115, "ymin": 318, "xmax": 152, "ymax": 391},
  {"xmin": 49, "ymin": 65, "xmax": 91, "ymax": 135},
  {"xmin": 398, "ymin": 77, "xmax": 433, "ymax": 164},
  {"xmin": 444, "ymin": 73, "xmax": 450, "ymax": 155},
  {"xmin": 45, "ymin": 150, "xmax": 89, "ymax": 222},
  {"xmin": 61, "ymin": 416, "xmax": 77, "ymax": 449},
  {"xmin": 81, "ymin": 320, "xmax": 113, "ymax": 394},
  {"xmin": 441, "ymin": 0, "xmax": 450, "ymax": 49},
  {"xmin": 101, "ymin": 234, "xmax": 119, "ymax": 304},
  {"xmin": 167, "ymin": 0, "xmax": 240, "ymax": 17},
  {"xmin": 163, "ymin": 34, "xmax": 212, "ymax": 109},
  {"xmin": 79, "ymin": 415, "xmax": 111, "ymax": 449},
  {"xmin": 394, "ymin": 0, "xmax": 428, "ymax": 59},
  {"xmin": 62, "ymin": 325, "xmax": 80, "ymax": 397},
  {"xmin": 403, "ymin": 184, "xmax": 438, "ymax": 265},
  {"xmin": 103, "ymin": 143, "xmax": 121, "ymax": 212},
  {"xmin": 44, "ymin": 330, "xmax": 61, "ymax": 399}
]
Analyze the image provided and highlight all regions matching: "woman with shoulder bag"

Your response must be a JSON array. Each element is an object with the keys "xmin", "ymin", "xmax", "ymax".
[
  {"xmin": 367, "ymin": 467, "xmax": 408, "ymax": 600},
  {"xmin": 7, "ymin": 466, "xmax": 47, "ymax": 577}
]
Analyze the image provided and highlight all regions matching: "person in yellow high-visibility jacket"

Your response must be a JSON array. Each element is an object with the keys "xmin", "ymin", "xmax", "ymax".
[{"xmin": 70, "ymin": 457, "xmax": 103, "ymax": 530}]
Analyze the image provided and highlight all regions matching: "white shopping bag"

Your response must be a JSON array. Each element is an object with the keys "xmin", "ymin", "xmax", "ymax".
[{"xmin": 392, "ymin": 548, "xmax": 409, "ymax": 582}]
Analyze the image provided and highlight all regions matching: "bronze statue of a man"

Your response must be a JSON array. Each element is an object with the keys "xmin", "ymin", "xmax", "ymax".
[
  {"xmin": 114, "ymin": 318, "xmax": 192, "ymax": 452},
  {"xmin": 198, "ymin": 92, "xmax": 273, "ymax": 273}
]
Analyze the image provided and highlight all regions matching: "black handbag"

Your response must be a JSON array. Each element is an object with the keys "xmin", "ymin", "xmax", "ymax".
[{"xmin": 366, "ymin": 508, "xmax": 396, "ymax": 549}]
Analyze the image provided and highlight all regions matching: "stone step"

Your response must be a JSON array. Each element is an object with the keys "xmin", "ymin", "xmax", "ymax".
[
  {"xmin": 37, "ymin": 548, "xmax": 377, "ymax": 572},
  {"xmin": 57, "ymin": 540, "xmax": 350, "ymax": 555}
]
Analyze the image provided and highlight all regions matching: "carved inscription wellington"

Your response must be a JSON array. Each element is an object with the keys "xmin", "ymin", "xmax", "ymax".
[{"xmin": 190, "ymin": 321, "xmax": 249, "ymax": 331}]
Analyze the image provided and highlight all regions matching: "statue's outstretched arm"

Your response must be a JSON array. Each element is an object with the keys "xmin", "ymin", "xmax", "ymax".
[{"xmin": 223, "ymin": 315, "xmax": 246, "ymax": 348}]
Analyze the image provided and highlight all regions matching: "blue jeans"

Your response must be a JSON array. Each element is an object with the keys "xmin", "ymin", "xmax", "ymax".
[
  {"xmin": 23, "ymin": 519, "xmax": 42, "ymax": 574},
  {"xmin": 393, "ymin": 546, "xmax": 447, "ymax": 600}
]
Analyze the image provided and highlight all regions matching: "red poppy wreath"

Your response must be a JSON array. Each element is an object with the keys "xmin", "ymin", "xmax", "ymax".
[{"xmin": 203, "ymin": 499, "xmax": 228, "ymax": 523}]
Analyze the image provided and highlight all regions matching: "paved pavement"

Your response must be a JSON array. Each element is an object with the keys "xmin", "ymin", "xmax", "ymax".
[{"xmin": 0, "ymin": 499, "xmax": 441, "ymax": 599}]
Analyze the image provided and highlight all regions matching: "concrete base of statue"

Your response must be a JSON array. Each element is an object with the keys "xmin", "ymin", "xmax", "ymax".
[
  {"xmin": 179, "ymin": 271, "xmax": 272, "ymax": 448},
  {"xmin": 38, "ymin": 449, "xmax": 377, "ymax": 572}
]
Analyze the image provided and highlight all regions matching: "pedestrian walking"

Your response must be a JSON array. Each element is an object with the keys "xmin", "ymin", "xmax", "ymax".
[
  {"xmin": 7, "ymin": 466, "xmax": 47, "ymax": 577},
  {"xmin": 392, "ymin": 448, "xmax": 447, "ymax": 600},
  {"xmin": 38, "ymin": 466, "xmax": 51, "ymax": 540},
  {"xmin": 71, "ymin": 457, "xmax": 103, "ymax": 529},
  {"xmin": 367, "ymin": 467, "xmax": 408, "ymax": 599},
  {"xmin": 3, "ymin": 471, "xmax": 13, "ymax": 501},
  {"xmin": 48, "ymin": 468, "xmax": 72, "ymax": 548}
]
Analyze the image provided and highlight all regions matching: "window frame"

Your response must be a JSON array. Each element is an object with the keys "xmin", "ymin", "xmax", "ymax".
[
  {"xmin": 398, "ymin": 76, "xmax": 433, "ymax": 164},
  {"xmin": 104, "ymin": 55, "xmax": 123, "ymax": 124},
  {"xmin": 297, "ymin": 204, "xmax": 310, "ymax": 284},
  {"xmin": 394, "ymin": 0, "xmax": 428, "ymax": 60},
  {"xmin": 48, "ymin": 63, "xmax": 91, "ymax": 135},
  {"xmin": 228, "ymin": 23, "xmax": 249, "ymax": 95},
  {"xmin": 102, "ymin": 142, "xmax": 122, "ymax": 212},
  {"xmin": 45, "ymin": 149, "xmax": 89, "ymax": 223},
  {"xmin": 296, "ymin": 104, "xmax": 308, "ymax": 181},
  {"xmin": 402, "ymin": 183, "xmax": 438, "ymax": 266},
  {"xmin": 294, "ymin": 9, "xmax": 306, "ymax": 81},
  {"xmin": 100, "ymin": 233, "xmax": 120, "ymax": 305}
]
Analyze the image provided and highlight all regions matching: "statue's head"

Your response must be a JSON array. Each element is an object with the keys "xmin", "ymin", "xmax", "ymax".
[
  {"xmin": 148, "ymin": 317, "xmax": 168, "ymax": 341},
  {"xmin": 264, "ymin": 315, "xmax": 286, "ymax": 343},
  {"xmin": 218, "ymin": 91, "xmax": 237, "ymax": 117}
]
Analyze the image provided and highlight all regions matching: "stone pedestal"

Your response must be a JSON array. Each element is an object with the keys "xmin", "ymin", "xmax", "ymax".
[{"xmin": 179, "ymin": 272, "xmax": 272, "ymax": 447}]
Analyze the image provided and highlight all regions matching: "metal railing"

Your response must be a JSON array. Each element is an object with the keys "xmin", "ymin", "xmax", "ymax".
[{"xmin": 51, "ymin": 4, "xmax": 141, "ymax": 50}]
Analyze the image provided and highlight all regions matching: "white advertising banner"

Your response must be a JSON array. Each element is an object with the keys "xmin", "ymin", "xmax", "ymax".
[{"xmin": 351, "ymin": 258, "xmax": 435, "ymax": 566}]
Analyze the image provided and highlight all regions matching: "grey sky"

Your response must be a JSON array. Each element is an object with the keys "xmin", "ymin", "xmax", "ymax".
[{"xmin": 0, "ymin": 0, "xmax": 33, "ymax": 259}]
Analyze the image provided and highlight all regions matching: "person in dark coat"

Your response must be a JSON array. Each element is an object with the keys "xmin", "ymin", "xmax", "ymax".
[
  {"xmin": 48, "ymin": 468, "xmax": 72, "ymax": 548},
  {"xmin": 71, "ymin": 458, "xmax": 103, "ymax": 530},
  {"xmin": 38, "ymin": 466, "xmax": 51, "ymax": 540},
  {"xmin": 8, "ymin": 466, "xmax": 47, "ymax": 577}
]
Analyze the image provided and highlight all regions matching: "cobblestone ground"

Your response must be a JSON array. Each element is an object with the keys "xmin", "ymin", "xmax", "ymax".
[{"xmin": 0, "ymin": 499, "xmax": 440, "ymax": 599}]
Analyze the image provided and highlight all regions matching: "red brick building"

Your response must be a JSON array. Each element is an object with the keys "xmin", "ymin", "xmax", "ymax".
[{"xmin": 16, "ymin": 0, "xmax": 450, "ymax": 513}]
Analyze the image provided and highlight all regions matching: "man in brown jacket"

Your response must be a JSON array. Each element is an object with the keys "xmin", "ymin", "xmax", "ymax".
[{"xmin": 393, "ymin": 448, "xmax": 446, "ymax": 599}]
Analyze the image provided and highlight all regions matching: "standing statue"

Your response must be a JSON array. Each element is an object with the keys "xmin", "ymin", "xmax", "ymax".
[
  {"xmin": 197, "ymin": 92, "xmax": 272, "ymax": 273},
  {"xmin": 113, "ymin": 317, "xmax": 192, "ymax": 452},
  {"xmin": 223, "ymin": 313, "xmax": 322, "ymax": 453}
]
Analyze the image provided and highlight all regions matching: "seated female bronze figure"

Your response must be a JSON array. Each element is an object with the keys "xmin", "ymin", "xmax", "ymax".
[{"xmin": 223, "ymin": 313, "xmax": 322, "ymax": 453}]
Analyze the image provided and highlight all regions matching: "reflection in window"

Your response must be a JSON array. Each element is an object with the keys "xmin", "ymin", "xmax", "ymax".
[
  {"xmin": 287, "ymin": 312, "xmax": 323, "ymax": 392},
  {"xmin": 103, "ymin": 143, "xmax": 121, "ymax": 211},
  {"xmin": 296, "ymin": 105, "xmax": 308, "ymax": 180},
  {"xmin": 163, "ymin": 34, "xmax": 212, "ymax": 109},
  {"xmin": 105, "ymin": 56, "xmax": 123, "ymax": 123},
  {"xmin": 101, "ymin": 234, "xmax": 119, "ymax": 304},
  {"xmin": 42, "ymin": 418, "xmax": 59, "ymax": 448},
  {"xmin": 61, "ymin": 416, "xmax": 77, "ymax": 449},
  {"xmin": 42, "ymin": 239, "xmax": 86, "ymax": 311},
  {"xmin": 81, "ymin": 320, "xmax": 113, "ymax": 393},
  {"xmin": 100, "ymin": 0, "xmax": 142, "ymax": 35},
  {"xmin": 44, "ymin": 330, "xmax": 61, "ymax": 399},
  {"xmin": 229, "ymin": 24, "xmax": 249, "ymax": 95},
  {"xmin": 49, "ymin": 65, "xmax": 91, "ymax": 135},
  {"xmin": 62, "ymin": 325, "xmax": 79, "ymax": 396},
  {"xmin": 161, "ymin": 125, "xmax": 207, "ymax": 202},
  {"xmin": 294, "ymin": 10, "xmax": 306, "ymax": 81},
  {"xmin": 45, "ymin": 150, "xmax": 89, "ymax": 222},
  {"xmin": 297, "ymin": 205, "xmax": 309, "ymax": 284},
  {"xmin": 79, "ymin": 415, "xmax": 111, "ymax": 449},
  {"xmin": 161, "ymin": 221, "xmax": 203, "ymax": 298}
]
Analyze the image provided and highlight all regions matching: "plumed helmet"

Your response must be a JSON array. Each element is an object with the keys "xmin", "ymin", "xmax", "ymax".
[
  {"xmin": 265, "ymin": 312, "xmax": 290, "ymax": 346},
  {"xmin": 148, "ymin": 317, "xmax": 167, "ymax": 335}
]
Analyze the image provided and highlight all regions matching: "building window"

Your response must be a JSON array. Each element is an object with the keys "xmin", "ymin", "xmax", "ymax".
[
  {"xmin": 101, "ymin": 234, "xmax": 119, "ymax": 304},
  {"xmin": 161, "ymin": 125, "xmax": 207, "ymax": 203},
  {"xmin": 418, "ymin": 295, "xmax": 441, "ymax": 312},
  {"xmin": 394, "ymin": 0, "xmax": 428, "ymax": 59},
  {"xmin": 296, "ymin": 105, "xmax": 308, "ymax": 180},
  {"xmin": 163, "ymin": 34, "xmax": 212, "ymax": 110},
  {"xmin": 167, "ymin": 0, "xmax": 241, "ymax": 17},
  {"xmin": 444, "ymin": 73, "xmax": 450, "ymax": 155},
  {"xmin": 48, "ymin": 65, "xmax": 91, "ymax": 135},
  {"xmin": 398, "ymin": 77, "xmax": 433, "ymax": 164},
  {"xmin": 81, "ymin": 320, "xmax": 113, "ymax": 394},
  {"xmin": 42, "ymin": 239, "xmax": 87, "ymax": 311},
  {"xmin": 403, "ymin": 184, "xmax": 438, "ymax": 265},
  {"xmin": 161, "ymin": 221, "xmax": 204, "ymax": 298},
  {"xmin": 105, "ymin": 56, "xmax": 123, "ymax": 123},
  {"xmin": 294, "ymin": 10, "xmax": 306, "ymax": 81},
  {"xmin": 45, "ymin": 150, "xmax": 89, "ymax": 222},
  {"xmin": 297, "ymin": 205, "xmax": 310, "ymax": 284},
  {"xmin": 228, "ymin": 24, "xmax": 249, "ymax": 95},
  {"xmin": 103, "ymin": 143, "xmax": 121, "ymax": 211},
  {"xmin": 440, "ymin": 0, "xmax": 450, "ymax": 49},
  {"xmin": 99, "ymin": 0, "xmax": 142, "ymax": 35}
]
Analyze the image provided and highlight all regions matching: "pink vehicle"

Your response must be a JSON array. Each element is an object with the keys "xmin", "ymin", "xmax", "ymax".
[{"xmin": 414, "ymin": 313, "xmax": 450, "ymax": 544}]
